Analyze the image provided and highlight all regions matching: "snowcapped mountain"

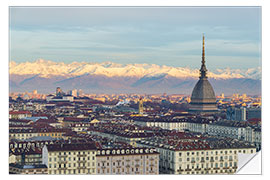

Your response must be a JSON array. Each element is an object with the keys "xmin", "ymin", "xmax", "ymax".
[
  {"xmin": 9, "ymin": 59, "xmax": 261, "ymax": 80},
  {"xmin": 9, "ymin": 59, "xmax": 261, "ymax": 95}
]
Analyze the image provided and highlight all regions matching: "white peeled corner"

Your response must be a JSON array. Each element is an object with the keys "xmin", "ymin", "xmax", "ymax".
[{"xmin": 236, "ymin": 151, "xmax": 262, "ymax": 174}]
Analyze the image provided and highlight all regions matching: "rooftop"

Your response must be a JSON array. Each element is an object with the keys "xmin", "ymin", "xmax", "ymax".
[
  {"xmin": 137, "ymin": 132, "xmax": 255, "ymax": 151},
  {"xmin": 9, "ymin": 163, "xmax": 47, "ymax": 169},
  {"xmin": 46, "ymin": 142, "xmax": 97, "ymax": 152},
  {"xmin": 97, "ymin": 147, "xmax": 159, "ymax": 156}
]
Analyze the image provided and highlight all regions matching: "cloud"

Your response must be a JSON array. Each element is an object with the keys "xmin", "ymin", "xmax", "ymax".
[{"xmin": 9, "ymin": 7, "xmax": 261, "ymax": 69}]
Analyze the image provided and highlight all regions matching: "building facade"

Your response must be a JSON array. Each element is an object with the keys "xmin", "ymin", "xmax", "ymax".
[
  {"xmin": 42, "ymin": 143, "xmax": 97, "ymax": 174},
  {"xmin": 96, "ymin": 148, "xmax": 159, "ymax": 174},
  {"xmin": 9, "ymin": 164, "xmax": 48, "ymax": 174},
  {"xmin": 137, "ymin": 138, "xmax": 256, "ymax": 174}
]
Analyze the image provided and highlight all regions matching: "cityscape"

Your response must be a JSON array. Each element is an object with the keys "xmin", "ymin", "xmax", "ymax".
[{"xmin": 9, "ymin": 7, "xmax": 261, "ymax": 175}]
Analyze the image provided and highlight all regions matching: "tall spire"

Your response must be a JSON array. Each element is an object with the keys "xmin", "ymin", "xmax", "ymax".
[{"xmin": 200, "ymin": 34, "xmax": 207, "ymax": 79}]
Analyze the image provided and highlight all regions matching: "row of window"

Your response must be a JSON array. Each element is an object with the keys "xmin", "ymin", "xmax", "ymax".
[
  {"xmin": 50, "ymin": 151, "xmax": 95, "ymax": 156},
  {"xmin": 49, "ymin": 156, "xmax": 95, "ymax": 162},
  {"xmin": 49, "ymin": 168, "xmax": 95, "ymax": 174},
  {"xmin": 179, "ymin": 150, "xmax": 239, "ymax": 156},
  {"xmin": 97, "ymin": 167, "xmax": 146, "ymax": 174},
  {"xmin": 49, "ymin": 162, "xmax": 95, "ymax": 168},
  {"xmin": 183, "ymin": 169, "xmax": 236, "ymax": 174},
  {"xmin": 184, "ymin": 155, "xmax": 234, "ymax": 162},
  {"xmin": 182, "ymin": 161, "xmax": 237, "ymax": 169}
]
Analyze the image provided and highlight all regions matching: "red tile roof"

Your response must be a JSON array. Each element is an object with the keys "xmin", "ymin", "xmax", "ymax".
[{"xmin": 9, "ymin": 111, "xmax": 31, "ymax": 115}]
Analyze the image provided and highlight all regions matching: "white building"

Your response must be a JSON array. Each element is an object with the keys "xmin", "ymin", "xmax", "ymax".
[
  {"xmin": 96, "ymin": 148, "xmax": 159, "ymax": 174},
  {"xmin": 137, "ymin": 136, "xmax": 256, "ymax": 174},
  {"xmin": 42, "ymin": 143, "xmax": 97, "ymax": 174}
]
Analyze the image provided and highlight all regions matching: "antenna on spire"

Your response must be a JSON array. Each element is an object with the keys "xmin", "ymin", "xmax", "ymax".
[
  {"xmin": 200, "ymin": 33, "xmax": 207, "ymax": 79},
  {"xmin": 202, "ymin": 33, "xmax": 205, "ymax": 63}
]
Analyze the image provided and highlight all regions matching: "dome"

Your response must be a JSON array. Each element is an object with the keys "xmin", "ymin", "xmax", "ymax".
[
  {"xmin": 191, "ymin": 78, "xmax": 216, "ymax": 103},
  {"xmin": 188, "ymin": 35, "xmax": 217, "ymax": 113}
]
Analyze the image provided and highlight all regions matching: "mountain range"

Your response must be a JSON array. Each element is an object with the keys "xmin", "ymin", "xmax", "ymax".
[{"xmin": 9, "ymin": 59, "xmax": 261, "ymax": 95}]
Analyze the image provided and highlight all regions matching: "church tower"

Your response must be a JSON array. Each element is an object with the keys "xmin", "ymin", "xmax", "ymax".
[
  {"xmin": 189, "ymin": 35, "xmax": 218, "ymax": 114},
  {"xmin": 138, "ymin": 97, "xmax": 144, "ymax": 115}
]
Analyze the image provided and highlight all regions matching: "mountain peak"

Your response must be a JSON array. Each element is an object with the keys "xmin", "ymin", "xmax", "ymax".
[{"xmin": 9, "ymin": 59, "xmax": 261, "ymax": 80}]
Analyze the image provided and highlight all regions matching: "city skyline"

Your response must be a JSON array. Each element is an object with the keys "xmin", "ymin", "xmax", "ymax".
[
  {"xmin": 8, "ymin": 6, "xmax": 262, "ymax": 176},
  {"xmin": 10, "ymin": 7, "xmax": 261, "ymax": 70}
]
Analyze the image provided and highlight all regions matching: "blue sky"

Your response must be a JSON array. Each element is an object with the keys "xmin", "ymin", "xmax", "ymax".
[{"xmin": 9, "ymin": 7, "xmax": 261, "ymax": 70}]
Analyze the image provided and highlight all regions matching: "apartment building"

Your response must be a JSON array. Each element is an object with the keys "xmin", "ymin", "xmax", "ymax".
[
  {"xmin": 9, "ymin": 128, "xmax": 66, "ymax": 141},
  {"xmin": 133, "ymin": 118, "xmax": 261, "ymax": 150},
  {"xmin": 9, "ymin": 129, "xmax": 39, "ymax": 141},
  {"xmin": 9, "ymin": 111, "xmax": 32, "ymax": 119},
  {"xmin": 9, "ymin": 148, "xmax": 42, "ymax": 165},
  {"xmin": 96, "ymin": 148, "xmax": 159, "ymax": 174},
  {"xmin": 137, "ymin": 135, "xmax": 256, "ymax": 174},
  {"xmin": 42, "ymin": 143, "xmax": 97, "ymax": 174},
  {"xmin": 88, "ymin": 123, "xmax": 155, "ymax": 147},
  {"xmin": 132, "ymin": 117, "xmax": 211, "ymax": 133},
  {"xmin": 9, "ymin": 164, "xmax": 48, "ymax": 174}
]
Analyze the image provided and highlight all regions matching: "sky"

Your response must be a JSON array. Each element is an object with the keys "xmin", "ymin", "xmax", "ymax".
[{"xmin": 9, "ymin": 7, "xmax": 261, "ymax": 70}]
